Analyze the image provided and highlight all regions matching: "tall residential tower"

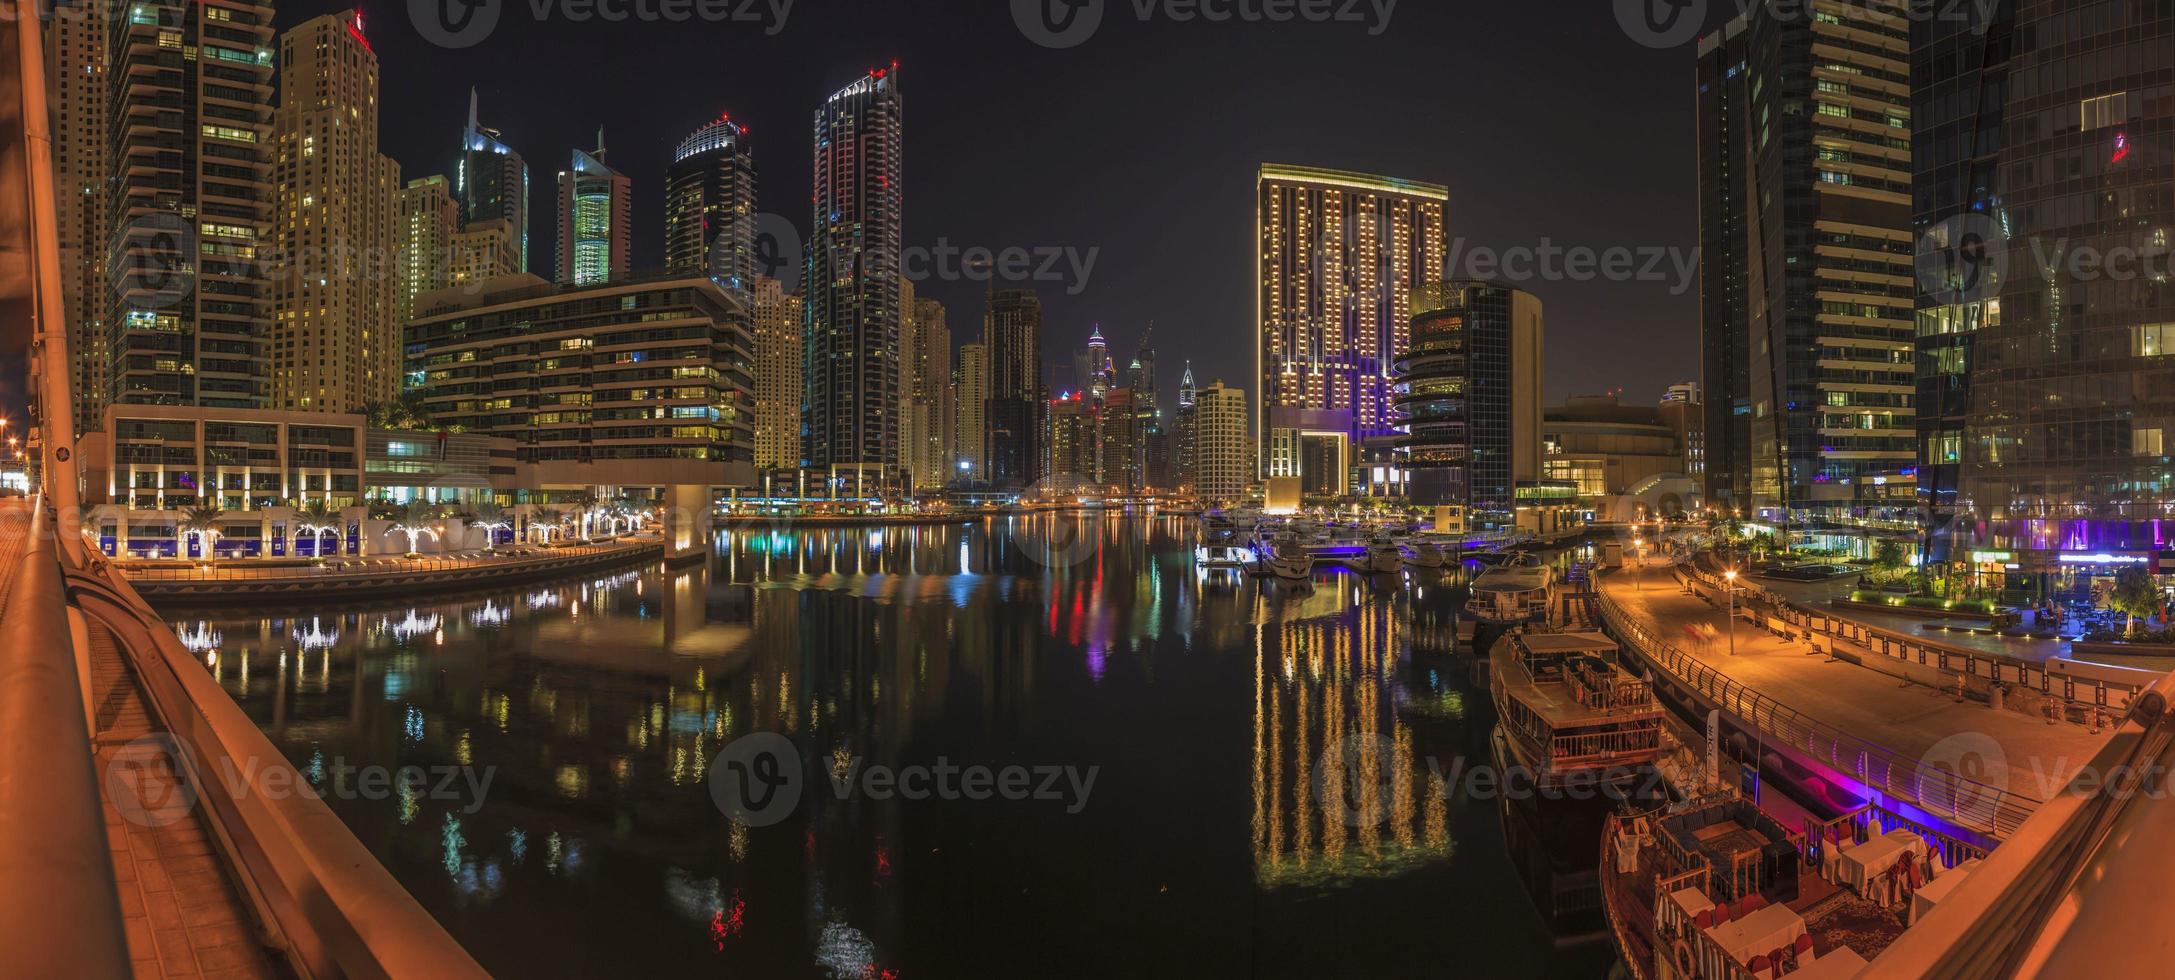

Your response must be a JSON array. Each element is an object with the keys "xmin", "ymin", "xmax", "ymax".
[
  {"xmin": 555, "ymin": 135, "xmax": 631, "ymax": 286},
  {"xmin": 803, "ymin": 66, "xmax": 904, "ymax": 478},
  {"xmin": 664, "ymin": 114, "xmax": 757, "ymax": 294}
]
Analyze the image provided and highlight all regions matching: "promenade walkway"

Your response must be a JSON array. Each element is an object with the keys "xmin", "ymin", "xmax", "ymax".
[
  {"xmin": 0, "ymin": 498, "xmax": 25, "ymax": 617},
  {"xmin": 1748, "ymin": 573, "xmax": 2072, "ymax": 664},
  {"xmin": 1604, "ymin": 563, "xmax": 2108, "ymax": 804}
]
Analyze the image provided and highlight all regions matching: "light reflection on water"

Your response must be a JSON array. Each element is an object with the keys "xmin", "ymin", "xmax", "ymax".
[{"xmin": 178, "ymin": 515, "xmax": 1611, "ymax": 978}]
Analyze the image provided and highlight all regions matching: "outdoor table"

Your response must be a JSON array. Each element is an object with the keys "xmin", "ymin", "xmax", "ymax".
[
  {"xmin": 1833, "ymin": 828, "xmax": 1926, "ymax": 897},
  {"xmin": 1909, "ymin": 858, "xmax": 1984, "ymax": 925},
  {"xmin": 1703, "ymin": 904, "xmax": 1807, "ymax": 975},
  {"xmin": 1665, "ymin": 887, "xmax": 1713, "ymax": 935}
]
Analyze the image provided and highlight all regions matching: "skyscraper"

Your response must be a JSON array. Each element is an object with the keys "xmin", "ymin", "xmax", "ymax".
[
  {"xmin": 449, "ymin": 219, "xmax": 519, "ymax": 287},
  {"xmin": 271, "ymin": 11, "xmax": 401, "ymax": 412},
  {"xmin": 1914, "ymin": 2, "xmax": 2175, "ymax": 577},
  {"xmin": 955, "ymin": 342, "xmax": 989, "ymax": 482},
  {"xmin": 1257, "ymin": 164, "xmax": 1448, "ymax": 495},
  {"xmin": 1697, "ymin": 27, "xmax": 1751, "ymax": 511},
  {"xmin": 1396, "ymin": 281, "xmax": 1545, "ymax": 525},
  {"xmin": 664, "ymin": 114, "xmax": 757, "ymax": 293},
  {"xmin": 1195, "ymin": 382, "xmax": 1250, "ymax": 504},
  {"xmin": 983, "ymin": 288, "xmax": 1045, "ymax": 489},
  {"xmin": 752, "ymin": 276, "xmax": 803, "ymax": 471},
  {"xmin": 555, "ymin": 135, "xmax": 631, "ymax": 286},
  {"xmin": 803, "ymin": 65, "xmax": 904, "ymax": 477},
  {"xmin": 456, "ymin": 90, "xmax": 530, "ymax": 274},
  {"xmin": 905, "ymin": 295, "xmax": 953, "ymax": 490},
  {"xmin": 107, "ymin": 0, "xmax": 275, "ymax": 408},
  {"xmin": 1173, "ymin": 362, "xmax": 1198, "ymax": 490},
  {"xmin": 397, "ymin": 176, "xmax": 460, "ymax": 331},
  {"xmin": 1699, "ymin": 4, "xmax": 1918, "ymax": 546},
  {"xmin": 46, "ymin": 0, "xmax": 109, "ymax": 433}
]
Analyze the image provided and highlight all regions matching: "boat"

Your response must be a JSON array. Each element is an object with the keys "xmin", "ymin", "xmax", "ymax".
[
  {"xmin": 1467, "ymin": 557, "xmax": 1556, "ymax": 624},
  {"xmin": 1399, "ymin": 538, "xmax": 1449, "ymax": 569},
  {"xmin": 1195, "ymin": 543, "xmax": 1251, "ymax": 570},
  {"xmin": 1362, "ymin": 534, "xmax": 1403, "ymax": 574},
  {"xmin": 1257, "ymin": 534, "xmax": 1315, "ymax": 581},
  {"xmin": 1487, "ymin": 630, "xmax": 1665, "ymax": 788},
  {"xmin": 1599, "ymin": 792, "xmax": 1951, "ymax": 980}
]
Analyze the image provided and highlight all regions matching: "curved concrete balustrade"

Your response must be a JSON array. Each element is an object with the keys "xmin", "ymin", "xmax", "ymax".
[
  {"xmin": 63, "ymin": 543, "xmax": 488, "ymax": 979},
  {"xmin": 0, "ymin": 497, "xmax": 131, "ymax": 979}
]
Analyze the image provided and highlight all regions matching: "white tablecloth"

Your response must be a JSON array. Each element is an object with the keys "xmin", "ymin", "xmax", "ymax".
[
  {"xmin": 1665, "ymin": 887, "xmax": 1713, "ymax": 933},
  {"xmin": 1704, "ymin": 903, "xmax": 1807, "ymax": 965},
  {"xmin": 1832, "ymin": 829, "xmax": 1927, "ymax": 896},
  {"xmin": 1908, "ymin": 858, "xmax": 1985, "ymax": 925}
]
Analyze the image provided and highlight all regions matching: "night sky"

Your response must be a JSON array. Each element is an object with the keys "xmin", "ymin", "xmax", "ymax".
[{"xmin": 290, "ymin": 0, "xmax": 1711, "ymax": 408}]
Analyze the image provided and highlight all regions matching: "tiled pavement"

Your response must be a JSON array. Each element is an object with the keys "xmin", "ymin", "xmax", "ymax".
[{"xmin": 89, "ymin": 613, "xmax": 283, "ymax": 979}]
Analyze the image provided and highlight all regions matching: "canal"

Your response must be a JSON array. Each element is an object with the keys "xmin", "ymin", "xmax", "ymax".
[{"xmin": 177, "ymin": 514, "xmax": 1617, "ymax": 978}]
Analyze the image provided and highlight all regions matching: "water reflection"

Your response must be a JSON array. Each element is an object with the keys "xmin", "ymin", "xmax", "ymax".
[{"xmin": 176, "ymin": 516, "xmax": 1610, "ymax": 977}]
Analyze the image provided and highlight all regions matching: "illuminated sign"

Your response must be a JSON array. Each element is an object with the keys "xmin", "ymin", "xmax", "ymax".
[
  {"xmin": 2113, "ymin": 132, "xmax": 2131, "ymax": 165},
  {"xmin": 1969, "ymin": 551, "xmax": 2013, "ymax": 563},
  {"xmin": 2057, "ymin": 553, "xmax": 2148, "ymax": 565}
]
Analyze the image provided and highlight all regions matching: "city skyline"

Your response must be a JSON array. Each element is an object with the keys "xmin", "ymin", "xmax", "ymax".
[{"xmin": 264, "ymin": 0, "xmax": 1704, "ymax": 409}]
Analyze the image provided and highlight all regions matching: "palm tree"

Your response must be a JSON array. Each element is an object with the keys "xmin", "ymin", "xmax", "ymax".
[
  {"xmin": 180, "ymin": 506, "xmax": 224, "ymax": 563},
  {"xmin": 294, "ymin": 500, "xmax": 342, "ymax": 560},
  {"xmin": 570, "ymin": 492, "xmax": 600, "ymax": 539},
  {"xmin": 531, "ymin": 507, "xmax": 566, "ymax": 545},
  {"xmin": 384, "ymin": 500, "xmax": 443, "ymax": 557},
  {"xmin": 465, "ymin": 500, "xmax": 514, "ymax": 552}
]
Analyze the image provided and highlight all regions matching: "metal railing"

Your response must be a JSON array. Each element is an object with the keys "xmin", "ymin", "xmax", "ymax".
[
  {"xmin": 1595, "ymin": 588, "xmax": 2040, "ymax": 840},
  {"xmin": 0, "ymin": 496, "xmax": 131, "ymax": 978}
]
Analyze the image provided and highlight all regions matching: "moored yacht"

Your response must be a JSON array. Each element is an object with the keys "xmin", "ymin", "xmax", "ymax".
[
  {"xmin": 1487, "ymin": 630, "xmax": 1665, "ymax": 788},
  {"xmin": 1257, "ymin": 534, "xmax": 1315, "ymax": 581}
]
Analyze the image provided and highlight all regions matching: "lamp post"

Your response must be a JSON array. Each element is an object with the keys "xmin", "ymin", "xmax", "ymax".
[
  {"xmin": 1725, "ymin": 569, "xmax": 1739, "ymax": 657},
  {"xmin": 1634, "ymin": 535, "xmax": 1645, "ymax": 591}
]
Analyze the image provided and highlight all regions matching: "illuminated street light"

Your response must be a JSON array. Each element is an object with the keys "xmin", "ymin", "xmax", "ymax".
[{"xmin": 1724, "ymin": 569, "xmax": 1740, "ymax": 657}]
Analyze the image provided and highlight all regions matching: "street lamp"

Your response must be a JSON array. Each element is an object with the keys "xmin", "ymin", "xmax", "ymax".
[
  {"xmin": 1724, "ymin": 568, "xmax": 1739, "ymax": 657},
  {"xmin": 1634, "ymin": 535, "xmax": 1645, "ymax": 591}
]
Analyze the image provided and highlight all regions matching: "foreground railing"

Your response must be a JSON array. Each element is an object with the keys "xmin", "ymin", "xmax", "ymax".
[
  {"xmin": 62, "ymin": 539, "xmax": 489, "ymax": 978},
  {"xmin": 0, "ymin": 496, "xmax": 130, "ymax": 978},
  {"xmin": 1595, "ymin": 587, "xmax": 2039, "ymax": 840}
]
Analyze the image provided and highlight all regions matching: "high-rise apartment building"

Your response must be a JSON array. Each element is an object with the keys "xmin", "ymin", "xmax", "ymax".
[
  {"xmin": 106, "ymin": 0, "xmax": 276, "ymax": 409},
  {"xmin": 1914, "ymin": 2, "xmax": 2175, "ymax": 581},
  {"xmin": 1257, "ymin": 164, "xmax": 1447, "ymax": 495},
  {"xmin": 955, "ymin": 342, "xmax": 988, "ymax": 482},
  {"xmin": 1699, "ymin": 4, "xmax": 1918, "ymax": 542},
  {"xmin": 396, "ymin": 176, "xmax": 459, "ymax": 330},
  {"xmin": 905, "ymin": 295, "xmax": 952, "ymax": 490},
  {"xmin": 752, "ymin": 275, "xmax": 803, "ymax": 470},
  {"xmin": 1395, "ymin": 281, "xmax": 1545, "ymax": 526},
  {"xmin": 449, "ymin": 219, "xmax": 518, "ymax": 287},
  {"xmin": 1194, "ymin": 381, "xmax": 1250, "ymax": 504},
  {"xmin": 664, "ymin": 114, "xmax": 757, "ymax": 294},
  {"xmin": 555, "ymin": 135, "xmax": 631, "ymax": 286},
  {"xmin": 455, "ymin": 90, "xmax": 529, "ymax": 273},
  {"xmin": 1173, "ymin": 362, "xmax": 1198, "ymax": 490},
  {"xmin": 983, "ymin": 288, "xmax": 1044, "ymax": 489},
  {"xmin": 47, "ymin": 0, "xmax": 109, "ymax": 434},
  {"xmin": 271, "ymin": 11, "xmax": 401, "ymax": 412},
  {"xmin": 803, "ymin": 66, "xmax": 904, "ymax": 474}
]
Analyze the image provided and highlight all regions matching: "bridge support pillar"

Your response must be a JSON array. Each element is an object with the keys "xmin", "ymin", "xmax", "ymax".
[{"xmin": 664, "ymin": 485, "xmax": 711, "ymax": 566}]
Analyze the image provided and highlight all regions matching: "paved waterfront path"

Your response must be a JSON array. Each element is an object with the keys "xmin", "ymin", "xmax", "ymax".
[
  {"xmin": 1748, "ymin": 573, "xmax": 2073, "ymax": 664},
  {"xmin": 1605, "ymin": 563, "xmax": 2110, "ymax": 803},
  {"xmin": 0, "ymin": 498, "xmax": 27, "ymax": 619}
]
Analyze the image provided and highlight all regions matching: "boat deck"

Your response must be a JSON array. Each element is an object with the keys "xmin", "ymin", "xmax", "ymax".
[{"xmin": 1492, "ymin": 633, "xmax": 1663, "ymax": 729}]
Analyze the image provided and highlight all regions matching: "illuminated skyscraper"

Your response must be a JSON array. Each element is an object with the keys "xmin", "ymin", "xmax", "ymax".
[
  {"xmin": 983, "ymin": 288, "xmax": 1044, "ymax": 489},
  {"xmin": 1195, "ymin": 382, "xmax": 1250, "ymax": 504},
  {"xmin": 555, "ymin": 134, "xmax": 631, "ymax": 286},
  {"xmin": 456, "ymin": 90, "xmax": 530, "ymax": 274},
  {"xmin": 954, "ymin": 342, "xmax": 988, "ymax": 482},
  {"xmin": 107, "ymin": 0, "xmax": 276, "ymax": 408},
  {"xmin": 1256, "ymin": 165, "xmax": 1448, "ymax": 495},
  {"xmin": 752, "ymin": 276, "xmax": 803, "ymax": 470},
  {"xmin": 271, "ymin": 11, "xmax": 401, "ymax": 412},
  {"xmin": 905, "ymin": 295, "xmax": 953, "ymax": 489},
  {"xmin": 397, "ymin": 176, "xmax": 460, "ymax": 331},
  {"xmin": 803, "ymin": 65, "xmax": 904, "ymax": 475},
  {"xmin": 47, "ymin": 0, "xmax": 109, "ymax": 433},
  {"xmin": 664, "ymin": 114, "xmax": 757, "ymax": 294}
]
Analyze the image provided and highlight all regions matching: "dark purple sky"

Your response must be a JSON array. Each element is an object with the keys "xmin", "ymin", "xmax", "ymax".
[{"xmin": 295, "ymin": 0, "xmax": 1708, "ymax": 408}]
